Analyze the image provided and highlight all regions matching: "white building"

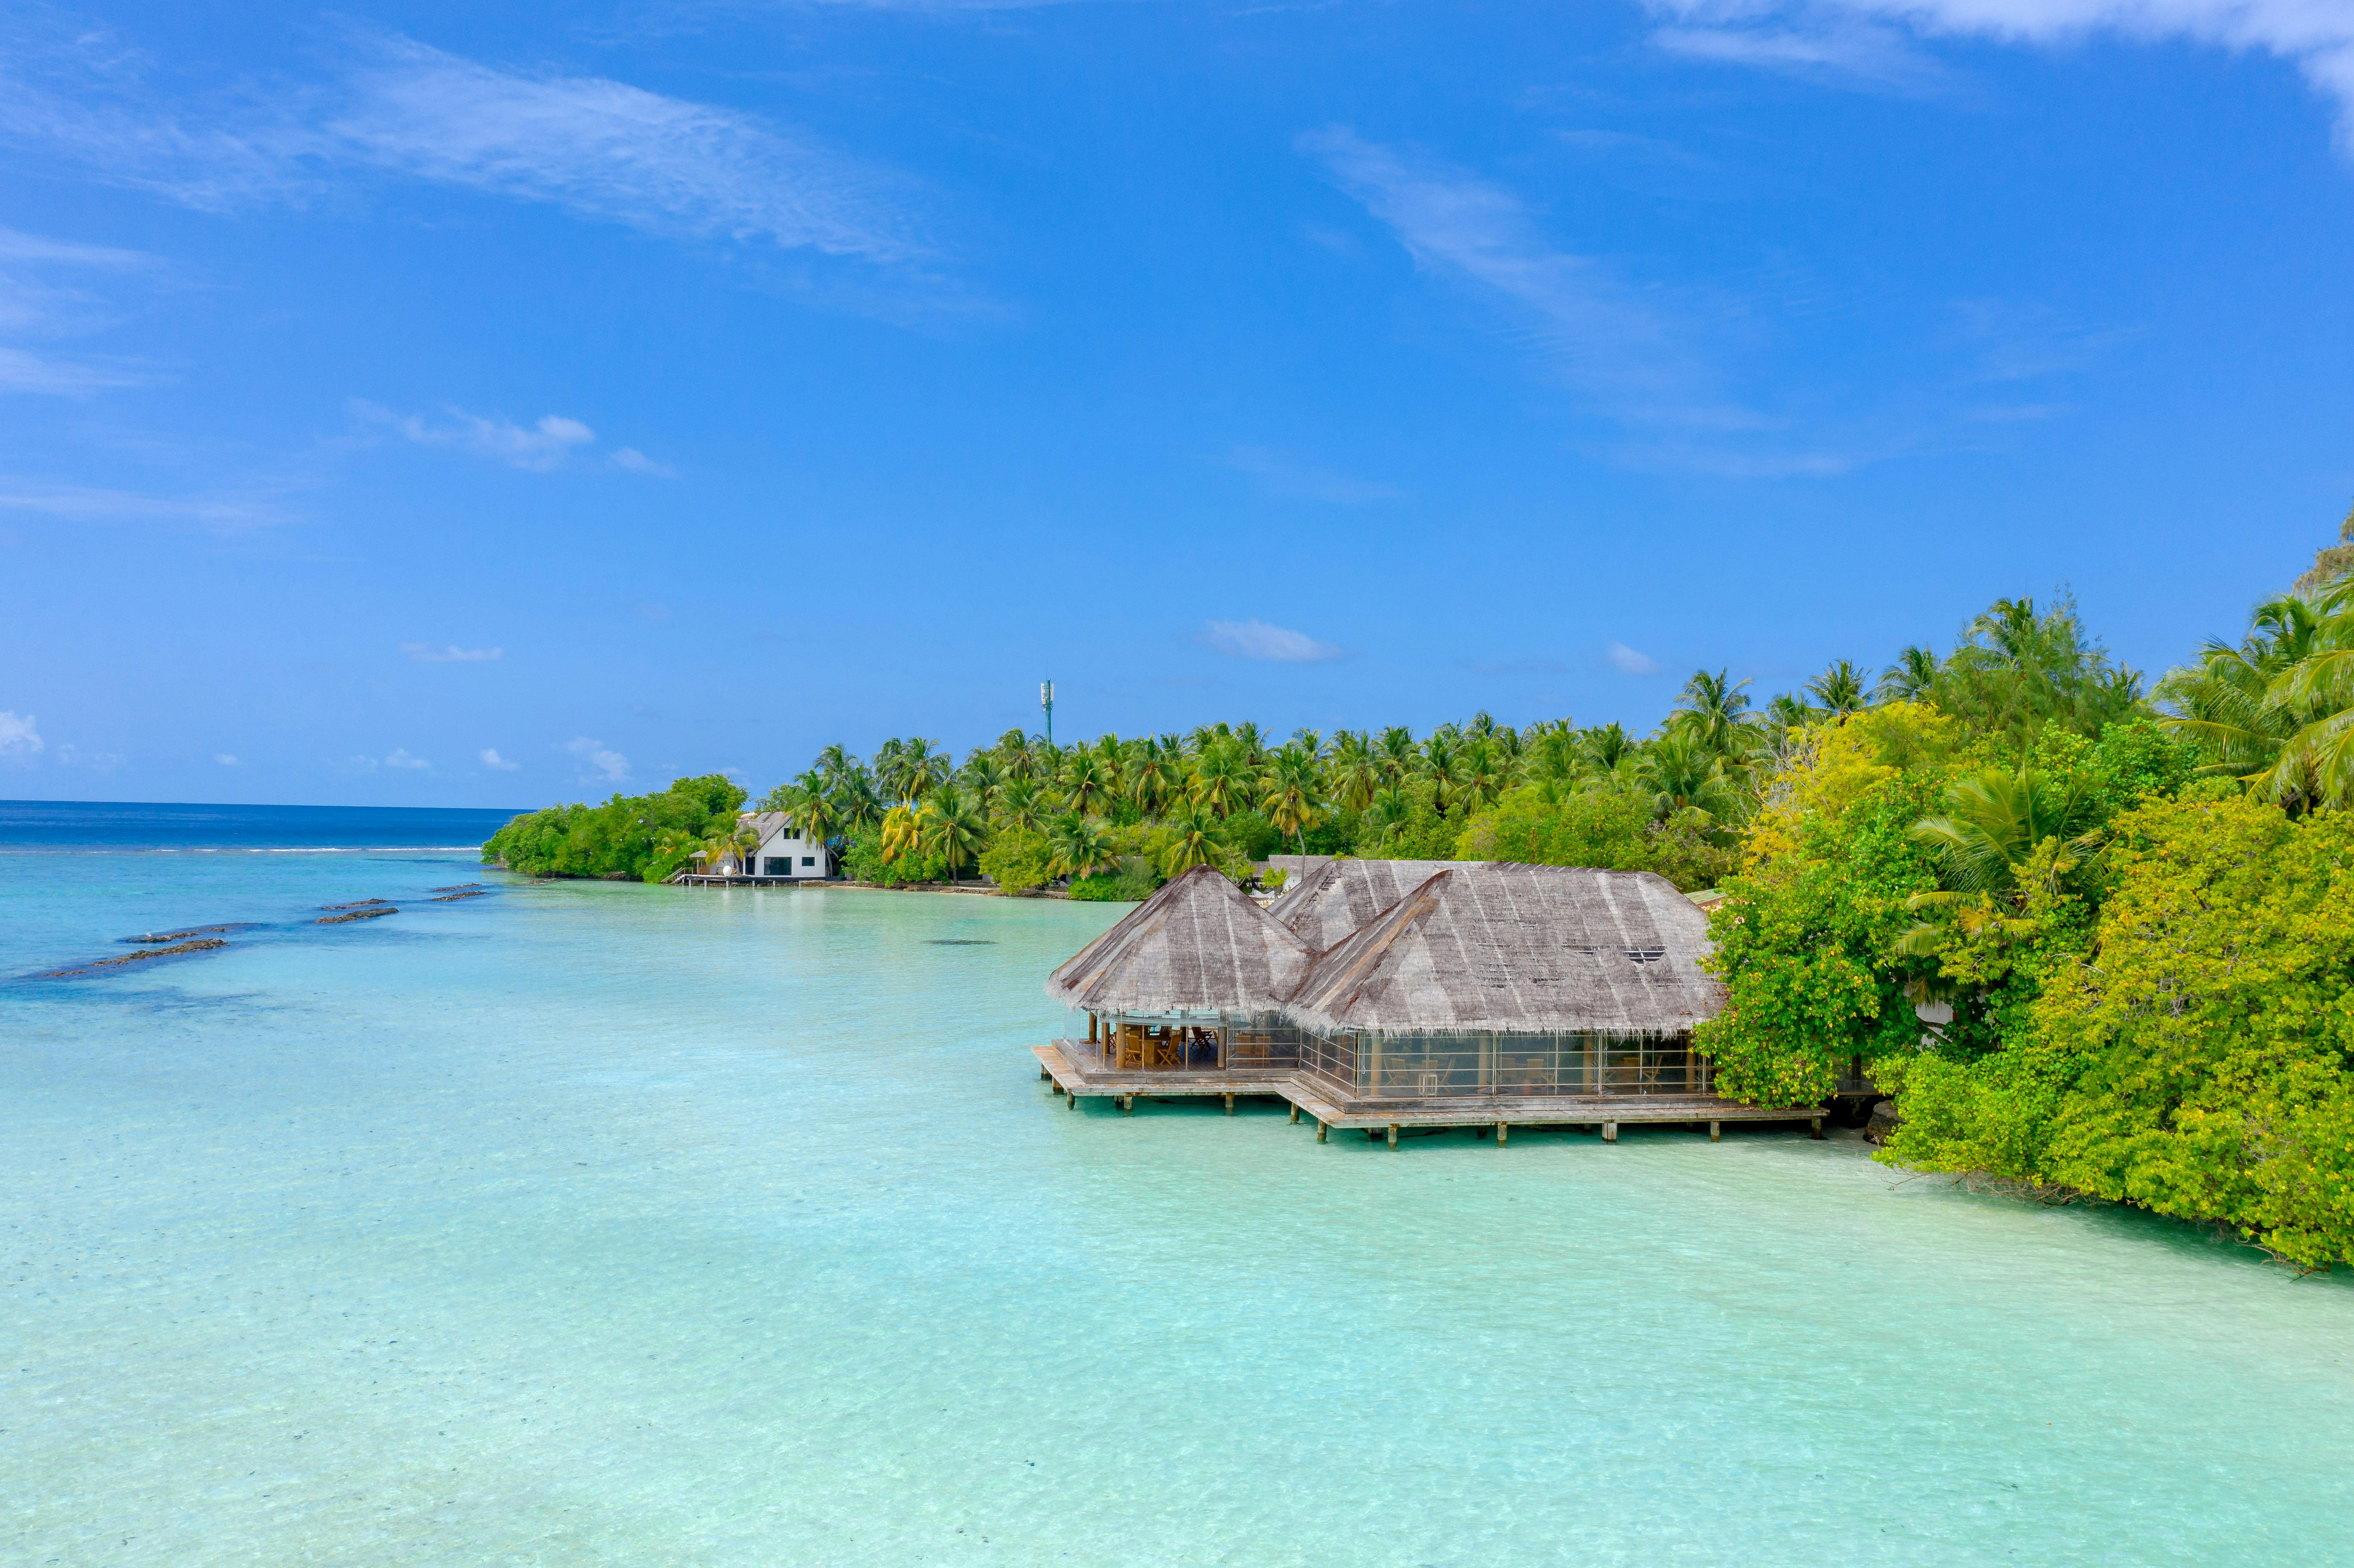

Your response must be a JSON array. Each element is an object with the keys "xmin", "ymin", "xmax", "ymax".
[{"xmin": 695, "ymin": 811, "xmax": 832, "ymax": 880}]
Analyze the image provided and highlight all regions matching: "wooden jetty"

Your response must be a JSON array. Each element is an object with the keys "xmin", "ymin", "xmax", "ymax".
[{"xmin": 1034, "ymin": 1041, "xmax": 1822, "ymax": 1145}]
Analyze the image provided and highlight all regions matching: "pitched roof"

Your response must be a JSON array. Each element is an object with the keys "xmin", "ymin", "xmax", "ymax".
[
  {"xmin": 1285, "ymin": 864, "xmax": 1725, "ymax": 1036},
  {"xmin": 1045, "ymin": 864, "xmax": 1315, "ymax": 1016},
  {"xmin": 1266, "ymin": 857, "xmax": 1479, "ymax": 951}
]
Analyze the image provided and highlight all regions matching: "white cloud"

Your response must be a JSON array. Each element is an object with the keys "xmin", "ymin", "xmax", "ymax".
[
  {"xmin": 384, "ymin": 747, "xmax": 430, "ymax": 770},
  {"xmin": 1227, "ymin": 445, "xmax": 1404, "ymax": 504},
  {"xmin": 0, "ymin": 344, "xmax": 156, "ymax": 395},
  {"xmin": 1300, "ymin": 126, "xmax": 1723, "ymax": 423},
  {"xmin": 402, "ymin": 641, "xmax": 504, "ymax": 662},
  {"xmin": 1644, "ymin": 1, "xmax": 2354, "ymax": 151},
  {"xmin": 480, "ymin": 747, "xmax": 520, "ymax": 771},
  {"xmin": 566, "ymin": 735, "xmax": 631, "ymax": 783},
  {"xmin": 0, "ymin": 710, "xmax": 42, "ymax": 759},
  {"xmin": 214, "ymin": 752, "xmax": 240, "ymax": 765},
  {"xmin": 1607, "ymin": 641, "xmax": 1663, "ymax": 675},
  {"xmin": 0, "ymin": 29, "xmax": 925, "ymax": 260},
  {"xmin": 360, "ymin": 402, "xmax": 595, "ymax": 471},
  {"xmin": 609, "ymin": 446, "xmax": 676, "ymax": 478},
  {"xmin": 1199, "ymin": 619, "xmax": 1346, "ymax": 663}
]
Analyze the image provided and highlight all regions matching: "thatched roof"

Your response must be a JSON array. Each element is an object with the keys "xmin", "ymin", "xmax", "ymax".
[
  {"xmin": 738, "ymin": 810, "xmax": 797, "ymax": 840},
  {"xmin": 1045, "ymin": 865, "xmax": 1314, "ymax": 1016},
  {"xmin": 1286, "ymin": 864, "xmax": 1724, "ymax": 1036},
  {"xmin": 1267, "ymin": 858, "xmax": 1478, "ymax": 951}
]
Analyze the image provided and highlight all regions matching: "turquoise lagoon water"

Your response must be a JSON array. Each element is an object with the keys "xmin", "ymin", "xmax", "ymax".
[{"xmin": 4, "ymin": 808, "xmax": 2352, "ymax": 1565}]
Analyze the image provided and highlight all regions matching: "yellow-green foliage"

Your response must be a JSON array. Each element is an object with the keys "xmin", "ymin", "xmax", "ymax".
[
  {"xmin": 1742, "ymin": 702, "xmax": 1970, "ymax": 869},
  {"xmin": 1888, "ymin": 796, "xmax": 2354, "ymax": 1268}
]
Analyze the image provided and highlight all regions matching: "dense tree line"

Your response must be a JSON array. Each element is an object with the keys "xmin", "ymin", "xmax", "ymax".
[{"xmin": 483, "ymin": 510, "xmax": 2354, "ymax": 1265}]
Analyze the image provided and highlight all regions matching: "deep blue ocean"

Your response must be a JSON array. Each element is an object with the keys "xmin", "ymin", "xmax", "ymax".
[{"xmin": 5, "ymin": 802, "xmax": 2352, "ymax": 1565}]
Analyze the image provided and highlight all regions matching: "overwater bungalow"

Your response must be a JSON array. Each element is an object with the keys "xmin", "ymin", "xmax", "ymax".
[
  {"xmin": 1036, "ymin": 859, "xmax": 1828, "ymax": 1145},
  {"xmin": 1046, "ymin": 864, "xmax": 1312, "ymax": 1075}
]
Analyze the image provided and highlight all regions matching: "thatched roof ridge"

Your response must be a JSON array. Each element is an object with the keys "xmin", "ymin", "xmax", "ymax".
[
  {"xmin": 1045, "ymin": 865, "xmax": 1314, "ymax": 1015},
  {"xmin": 1286, "ymin": 863, "xmax": 1725, "ymax": 1036},
  {"xmin": 1267, "ymin": 858, "xmax": 1478, "ymax": 951}
]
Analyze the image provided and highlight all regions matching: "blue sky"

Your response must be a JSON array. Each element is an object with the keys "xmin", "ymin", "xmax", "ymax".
[{"xmin": 3, "ymin": 0, "xmax": 2351, "ymax": 808}]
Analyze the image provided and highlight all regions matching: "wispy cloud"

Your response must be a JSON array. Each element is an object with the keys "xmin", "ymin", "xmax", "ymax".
[
  {"xmin": 214, "ymin": 752, "xmax": 239, "ymax": 765},
  {"xmin": 0, "ymin": 225, "xmax": 165, "ymax": 396},
  {"xmin": 479, "ymin": 747, "xmax": 520, "ymax": 771},
  {"xmin": 1199, "ymin": 619, "xmax": 1346, "ymax": 663},
  {"xmin": 402, "ymin": 641, "xmax": 503, "ymax": 662},
  {"xmin": 0, "ymin": 27, "xmax": 928, "ymax": 259},
  {"xmin": 1946, "ymin": 299, "xmax": 2138, "ymax": 383},
  {"xmin": 1643, "ymin": 1, "xmax": 2354, "ymax": 152},
  {"xmin": 1649, "ymin": 12, "xmax": 1947, "ymax": 92},
  {"xmin": 358, "ymin": 402, "xmax": 597, "ymax": 471},
  {"xmin": 0, "ymin": 478, "xmax": 285, "ymax": 529},
  {"xmin": 1607, "ymin": 641, "xmax": 1663, "ymax": 676},
  {"xmin": 566, "ymin": 735, "xmax": 631, "ymax": 783},
  {"xmin": 1227, "ymin": 445, "xmax": 1404, "ymax": 504},
  {"xmin": 331, "ymin": 36, "xmax": 924, "ymax": 260},
  {"xmin": 1302, "ymin": 126, "xmax": 1719, "ymax": 423},
  {"xmin": 384, "ymin": 747, "xmax": 430, "ymax": 770},
  {"xmin": 0, "ymin": 710, "xmax": 42, "ymax": 759},
  {"xmin": 609, "ymin": 446, "xmax": 676, "ymax": 478}
]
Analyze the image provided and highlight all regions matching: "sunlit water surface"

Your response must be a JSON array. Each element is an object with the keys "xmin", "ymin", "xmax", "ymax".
[{"xmin": 4, "ymin": 815, "xmax": 2350, "ymax": 1565}]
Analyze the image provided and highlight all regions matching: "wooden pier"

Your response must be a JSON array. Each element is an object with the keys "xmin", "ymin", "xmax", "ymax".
[{"xmin": 1033, "ymin": 1041, "xmax": 1825, "ymax": 1144}]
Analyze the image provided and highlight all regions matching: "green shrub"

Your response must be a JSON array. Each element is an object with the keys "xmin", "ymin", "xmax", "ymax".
[{"xmin": 979, "ymin": 828, "xmax": 1054, "ymax": 893}]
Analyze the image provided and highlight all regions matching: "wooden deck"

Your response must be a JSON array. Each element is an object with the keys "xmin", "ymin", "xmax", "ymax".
[{"xmin": 1033, "ymin": 1041, "xmax": 1826, "ymax": 1144}]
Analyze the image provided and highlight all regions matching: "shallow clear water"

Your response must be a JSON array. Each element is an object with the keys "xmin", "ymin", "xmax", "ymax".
[{"xmin": 4, "ymin": 819, "xmax": 2351, "ymax": 1565}]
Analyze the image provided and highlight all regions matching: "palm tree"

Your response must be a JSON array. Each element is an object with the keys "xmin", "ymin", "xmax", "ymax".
[
  {"xmin": 1635, "ymin": 730, "xmax": 1739, "ymax": 824},
  {"xmin": 897, "ymin": 738, "xmax": 949, "ymax": 804},
  {"xmin": 2162, "ymin": 581, "xmax": 2354, "ymax": 813},
  {"xmin": 1127, "ymin": 738, "xmax": 1182, "ymax": 818},
  {"xmin": 878, "ymin": 803, "xmax": 922, "ymax": 866},
  {"xmin": 959, "ymin": 753, "xmax": 1008, "ymax": 814},
  {"xmin": 1046, "ymin": 813, "xmax": 1117, "ymax": 880},
  {"xmin": 1361, "ymin": 783, "xmax": 1411, "ymax": 843},
  {"xmin": 1875, "ymin": 645, "xmax": 1939, "ymax": 703},
  {"xmin": 1061, "ymin": 750, "xmax": 1117, "ymax": 818},
  {"xmin": 1909, "ymin": 766, "xmax": 2105, "ymax": 905},
  {"xmin": 1375, "ymin": 726, "xmax": 1419, "ymax": 784},
  {"xmin": 700, "ymin": 821, "xmax": 759, "ymax": 876},
  {"xmin": 995, "ymin": 778, "xmax": 1047, "ymax": 835},
  {"xmin": 1450, "ymin": 734, "xmax": 1510, "ymax": 815},
  {"xmin": 1805, "ymin": 660, "xmax": 1868, "ymax": 719},
  {"xmin": 919, "ymin": 785, "xmax": 988, "ymax": 883},
  {"xmin": 1261, "ymin": 747, "xmax": 1326, "ymax": 853},
  {"xmin": 1326, "ymin": 729, "xmax": 1381, "ymax": 811},
  {"xmin": 1580, "ymin": 722, "xmax": 1633, "ymax": 773},
  {"xmin": 1898, "ymin": 765, "xmax": 2107, "ymax": 956},
  {"xmin": 1188, "ymin": 741, "xmax": 1249, "ymax": 818},
  {"xmin": 1674, "ymin": 669, "xmax": 1762, "ymax": 760},
  {"xmin": 781, "ymin": 768, "xmax": 839, "ymax": 849},
  {"xmin": 651, "ymin": 825, "xmax": 702, "ymax": 879},
  {"xmin": 1158, "ymin": 803, "xmax": 1222, "ymax": 877}
]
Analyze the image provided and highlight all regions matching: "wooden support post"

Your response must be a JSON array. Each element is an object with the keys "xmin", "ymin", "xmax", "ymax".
[
  {"xmin": 1387, "ymin": 1123, "xmax": 1399, "ymax": 1149},
  {"xmin": 1224, "ymin": 1093, "xmax": 1234, "ymax": 1115},
  {"xmin": 1603, "ymin": 1120, "xmax": 1619, "ymax": 1143},
  {"xmin": 1122, "ymin": 1095, "xmax": 1134, "ymax": 1115},
  {"xmin": 1040, "ymin": 1064, "xmax": 1049, "ymax": 1081},
  {"xmin": 1316, "ymin": 1120, "xmax": 1327, "ymax": 1142},
  {"xmin": 1810, "ymin": 1115, "xmax": 1825, "ymax": 1140},
  {"xmin": 1498, "ymin": 1123, "xmax": 1508, "ymax": 1147},
  {"xmin": 1068, "ymin": 1087, "xmax": 1079, "ymax": 1109},
  {"xmin": 1289, "ymin": 1102, "xmax": 1299, "ymax": 1124},
  {"xmin": 1709, "ymin": 1120, "xmax": 1721, "ymax": 1142}
]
